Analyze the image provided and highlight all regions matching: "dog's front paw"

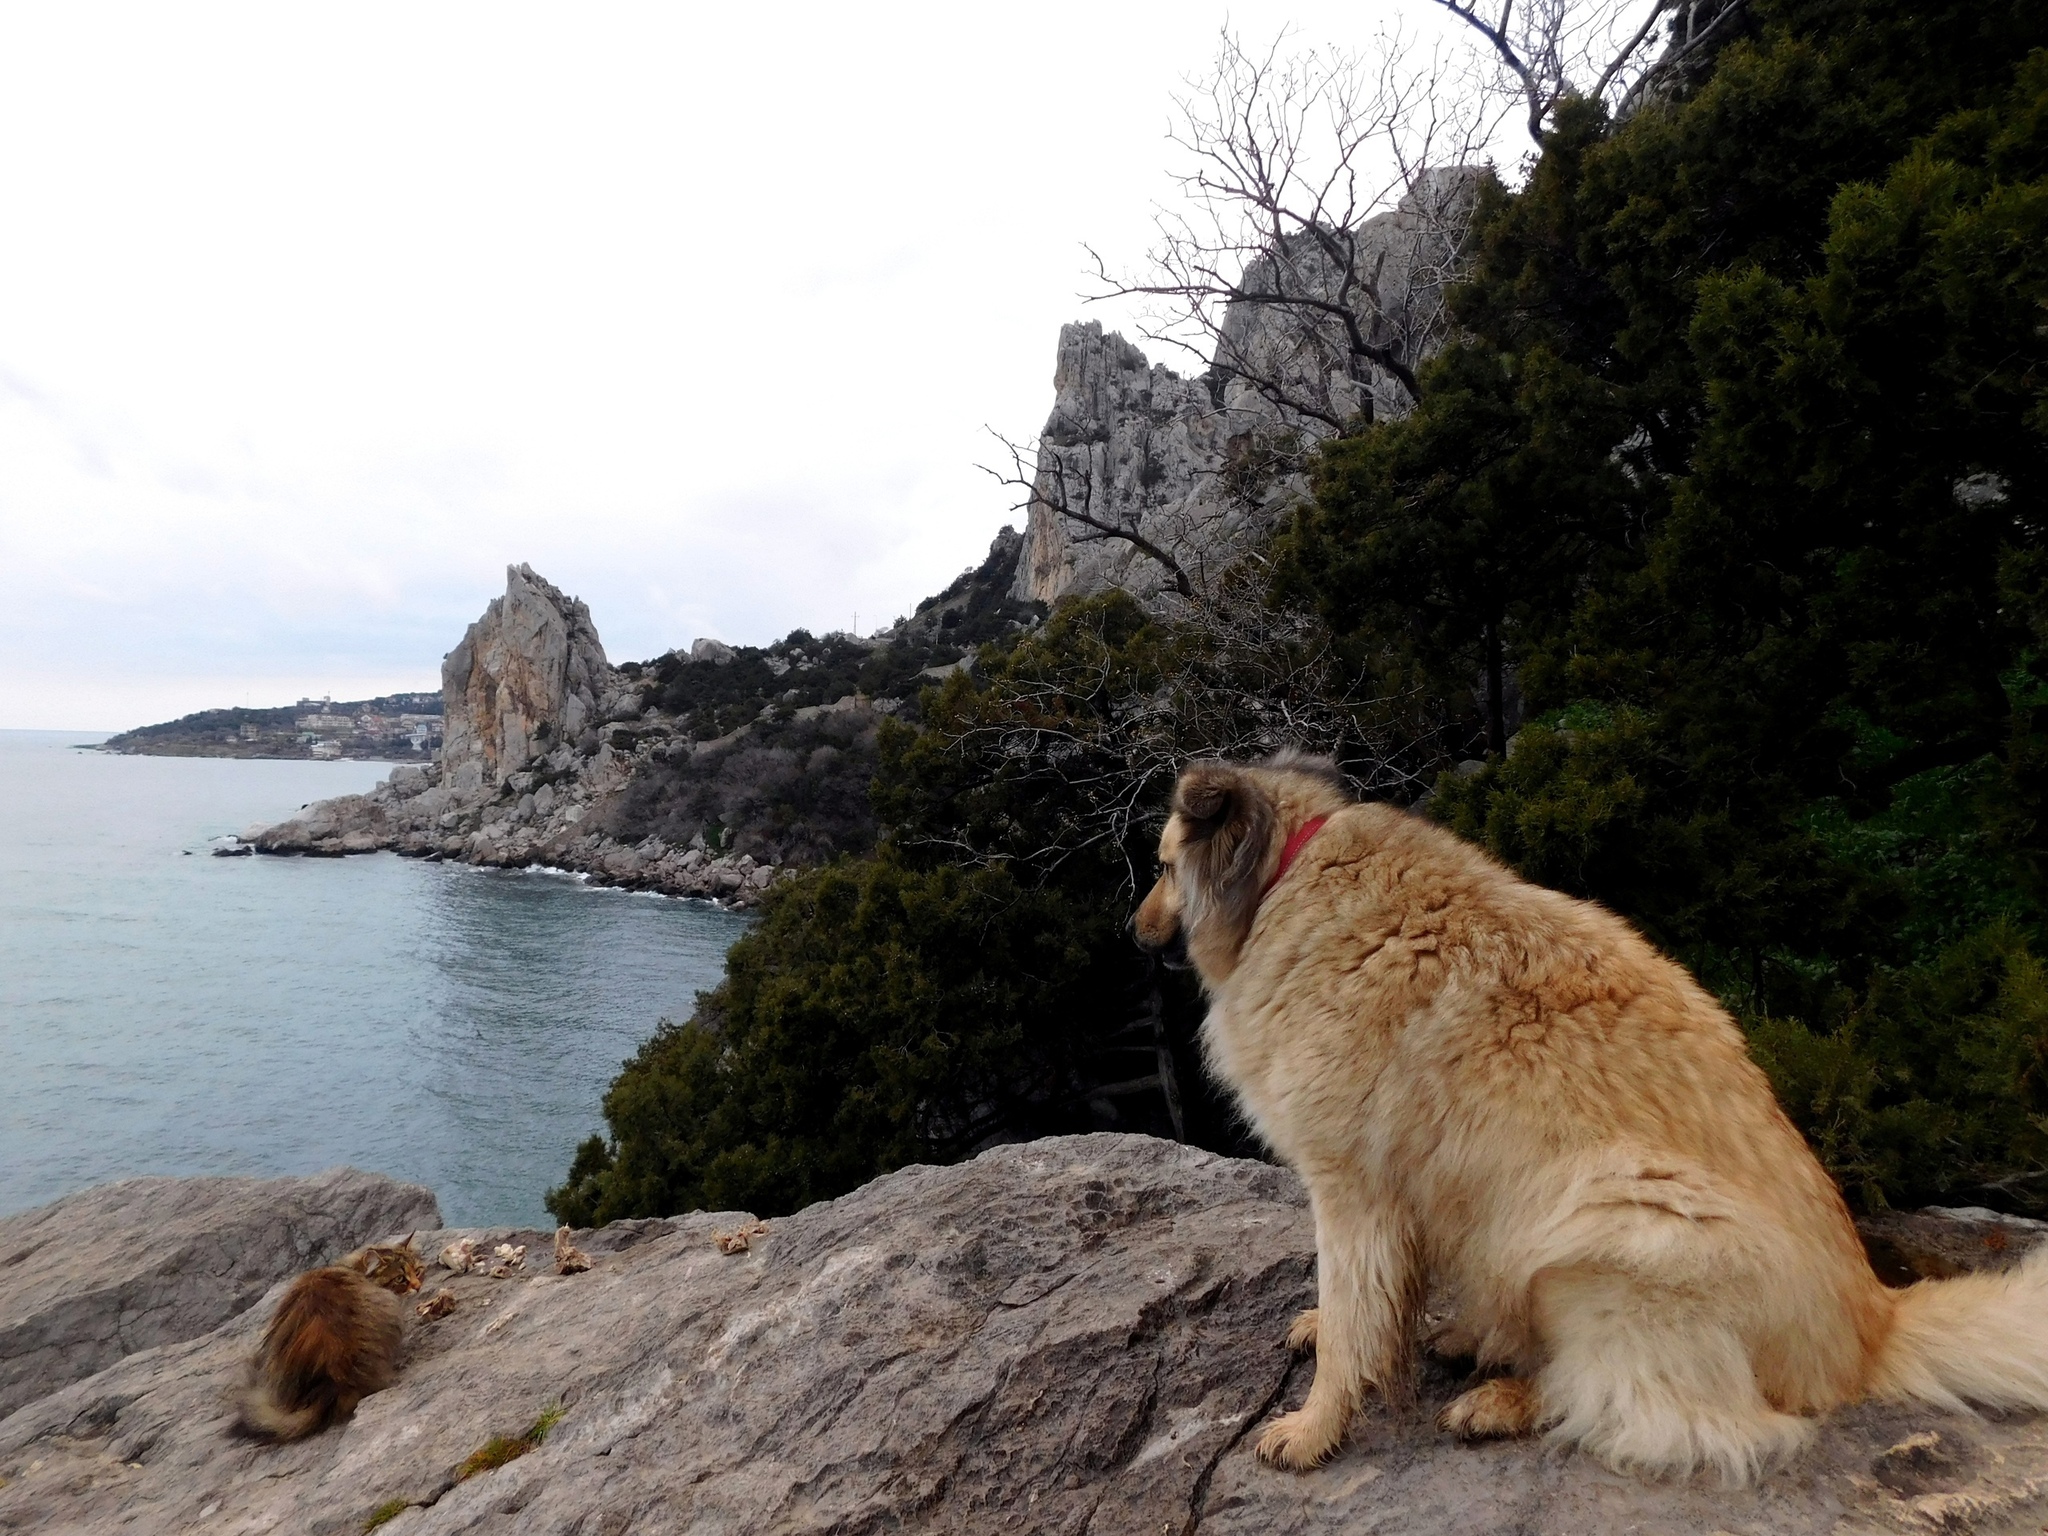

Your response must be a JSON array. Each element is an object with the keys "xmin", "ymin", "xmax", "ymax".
[
  {"xmin": 1286, "ymin": 1307, "xmax": 1320, "ymax": 1354},
  {"xmin": 1256, "ymin": 1405, "xmax": 1345, "ymax": 1470},
  {"xmin": 1436, "ymin": 1377, "xmax": 1539, "ymax": 1440}
]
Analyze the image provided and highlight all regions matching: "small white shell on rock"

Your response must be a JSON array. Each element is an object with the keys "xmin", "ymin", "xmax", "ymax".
[{"xmin": 439, "ymin": 1238, "xmax": 482, "ymax": 1274}]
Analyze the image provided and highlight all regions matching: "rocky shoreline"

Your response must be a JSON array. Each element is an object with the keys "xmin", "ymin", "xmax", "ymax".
[
  {"xmin": 244, "ymin": 757, "xmax": 795, "ymax": 908},
  {"xmin": 240, "ymin": 565, "xmax": 820, "ymax": 909}
]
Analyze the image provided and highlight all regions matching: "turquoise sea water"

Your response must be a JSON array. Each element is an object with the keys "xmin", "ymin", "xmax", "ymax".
[{"xmin": 0, "ymin": 729, "xmax": 750, "ymax": 1227}]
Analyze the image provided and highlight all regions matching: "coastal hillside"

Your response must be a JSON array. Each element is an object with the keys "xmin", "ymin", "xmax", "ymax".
[
  {"xmin": 247, "ymin": 530, "xmax": 1040, "ymax": 904},
  {"xmin": 99, "ymin": 692, "xmax": 443, "ymax": 760},
  {"xmin": 237, "ymin": 0, "xmax": 2048, "ymax": 1281},
  {"xmin": 543, "ymin": 0, "xmax": 2048, "ymax": 1236}
]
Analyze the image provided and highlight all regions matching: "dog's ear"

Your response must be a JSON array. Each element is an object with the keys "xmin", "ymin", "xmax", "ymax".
[
  {"xmin": 1172, "ymin": 761, "xmax": 1276, "ymax": 958},
  {"xmin": 1175, "ymin": 761, "xmax": 1239, "ymax": 829}
]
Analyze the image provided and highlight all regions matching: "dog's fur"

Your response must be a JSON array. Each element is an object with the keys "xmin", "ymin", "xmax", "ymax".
[
  {"xmin": 234, "ymin": 1240, "xmax": 419, "ymax": 1442},
  {"xmin": 1134, "ymin": 752, "xmax": 2048, "ymax": 1482}
]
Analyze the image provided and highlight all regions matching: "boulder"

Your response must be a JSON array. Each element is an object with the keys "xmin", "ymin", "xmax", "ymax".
[
  {"xmin": 4, "ymin": 1137, "xmax": 2047, "ymax": 1534},
  {"xmin": 0, "ymin": 1168, "xmax": 438, "ymax": 1418},
  {"xmin": 253, "ymin": 792, "xmax": 403, "ymax": 855}
]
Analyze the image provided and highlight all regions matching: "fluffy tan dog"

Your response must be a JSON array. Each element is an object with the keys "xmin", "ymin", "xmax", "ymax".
[{"xmin": 1133, "ymin": 751, "xmax": 2048, "ymax": 1482}]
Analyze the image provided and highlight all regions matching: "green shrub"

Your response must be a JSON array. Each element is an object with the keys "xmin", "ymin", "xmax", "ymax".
[
  {"xmin": 1292, "ymin": 6, "xmax": 2048, "ymax": 1209},
  {"xmin": 548, "ymin": 852, "xmax": 1137, "ymax": 1224}
]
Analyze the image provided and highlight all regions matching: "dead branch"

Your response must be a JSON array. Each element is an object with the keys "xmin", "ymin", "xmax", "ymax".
[
  {"xmin": 904, "ymin": 559, "xmax": 1455, "ymax": 892},
  {"xmin": 1425, "ymin": 0, "xmax": 1743, "ymax": 143},
  {"xmin": 983, "ymin": 429, "xmax": 1209, "ymax": 603},
  {"xmin": 1091, "ymin": 28, "xmax": 1493, "ymax": 440}
]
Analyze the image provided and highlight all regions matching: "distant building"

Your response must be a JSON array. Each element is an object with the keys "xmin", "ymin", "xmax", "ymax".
[
  {"xmin": 295, "ymin": 713, "xmax": 355, "ymax": 732},
  {"xmin": 309, "ymin": 740, "xmax": 343, "ymax": 759}
]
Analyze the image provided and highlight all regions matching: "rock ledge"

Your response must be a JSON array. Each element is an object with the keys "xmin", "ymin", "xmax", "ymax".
[{"xmin": 3, "ymin": 1138, "xmax": 2045, "ymax": 1534}]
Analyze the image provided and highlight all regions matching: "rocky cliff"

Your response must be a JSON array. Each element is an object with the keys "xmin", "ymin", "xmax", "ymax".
[
  {"xmin": 439, "ymin": 565, "xmax": 612, "ymax": 795},
  {"xmin": 250, "ymin": 565, "xmax": 798, "ymax": 904},
  {"xmin": 249, "ymin": 541, "xmax": 1036, "ymax": 904},
  {"xmin": 5, "ymin": 1138, "xmax": 2046, "ymax": 1534},
  {"xmin": 1013, "ymin": 174, "xmax": 1473, "ymax": 608}
]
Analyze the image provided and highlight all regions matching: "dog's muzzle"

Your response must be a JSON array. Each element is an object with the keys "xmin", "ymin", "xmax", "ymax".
[{"xmin": 1131, "ymin": 917, "xmax": 1193, "ymax": 971}]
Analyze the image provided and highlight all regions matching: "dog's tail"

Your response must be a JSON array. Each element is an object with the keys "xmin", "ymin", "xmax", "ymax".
[
  {"xmin": 1867, "ymin": 1244, "xmax": 2048, "ymax": 1411},
  {"xmin": 234, "ymin": 1378, "xmax": 334, "ymax": 1443}
]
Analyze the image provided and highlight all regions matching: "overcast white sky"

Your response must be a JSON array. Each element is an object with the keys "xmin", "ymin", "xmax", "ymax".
[{"xmin": 0, "ymin": 0, "xmax": 1493, "ymax": 730}]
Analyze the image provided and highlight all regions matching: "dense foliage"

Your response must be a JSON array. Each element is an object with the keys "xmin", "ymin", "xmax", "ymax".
[
  {"xmin": 549, "ymin": 597, "xmax": 1249, "ymax": 1225},
  {"xmin": 547, "ymin": 851, "xmax": 1142, "ymax": 1224},
  {"xmin": 622, "ymin": 533, "xmax": 1041, "ymax": 742},
  {"xmin": 1286, "ymin": 0, "xmax": 2048, "ymax": 1210},
  {"xmin": 558, "ymin": 0, "xmax": 2048, "ymax": 1224},
  {"xmin": 589, "ymin": 533, "xmax": 1042, "ymax": 864},
  {"xmin": 600, "ymin": 710, "xmax": 883, "ymax": 867}
]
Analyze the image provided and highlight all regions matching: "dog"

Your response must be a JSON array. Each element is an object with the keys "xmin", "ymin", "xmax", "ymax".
[
  {"xmin": 235, "ymin": 1238, "xmax": 422, "ymax": 1442},
  {"xmin": 1133, "ymin": 751, "xmax": 2048, "ymax": 1482}
]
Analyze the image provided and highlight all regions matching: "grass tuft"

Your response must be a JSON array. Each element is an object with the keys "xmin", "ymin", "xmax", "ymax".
[
  {"xmin": 454, "ymin": 1401, "xmax": 567, "ymax": 1482},
  {"xmin": 363, "ymin": 1497, "xmax": 411, "ymax": 1532}
]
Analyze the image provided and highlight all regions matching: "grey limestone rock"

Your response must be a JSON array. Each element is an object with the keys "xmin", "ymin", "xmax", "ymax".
[
  {"xmin": 441, "ymin": 564, "xmax": 612, "ymax": 795},
  {"xmin": 1013, "ymin": 175, "xmax": 1474, "ymax": 610},
  {"xmin": 0, "ymin": 1167, "xmax": 438, "ymax": 1419},
  {"xmin": 1857, "ymin": 1204, "xmax": 2048, "ymax": 1284},
  {"xmin": 4, "ymin": 1137, "xmax": 2047, "ymax": 1534},
  {"xmin": 247, "ymin": 569, "xmax": 792, "ymax": 906}
]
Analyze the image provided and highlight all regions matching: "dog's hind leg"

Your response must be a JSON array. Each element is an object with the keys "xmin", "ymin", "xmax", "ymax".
[
  {"xmin": 1532, "ymin": 1266, "xmax": 1811, "ymax": 1484},
  {"xmin": 1258, "ymin": 1184, "xmax": 1420, "ymax": 1470}
]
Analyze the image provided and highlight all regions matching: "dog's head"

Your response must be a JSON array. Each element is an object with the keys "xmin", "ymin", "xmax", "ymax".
[{"xmin": 1134, "ymin": 752, "xmax": 1349, "ymax": 983}]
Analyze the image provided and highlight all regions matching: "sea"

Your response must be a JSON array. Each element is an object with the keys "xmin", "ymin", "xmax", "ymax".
[{"xmin": 0, "ymin": 729, "xmax": 751, "ymax": 1228}]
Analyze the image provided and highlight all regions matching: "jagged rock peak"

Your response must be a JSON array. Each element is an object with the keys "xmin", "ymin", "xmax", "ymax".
[
  {"xmin": 440, "ymin": 564, "xmax": 613, "ymax": 792},
  {"xmin": 1013, "ymin": 171, "xmax": 1478, "ymax": 609},
  {"xmin": 1010, "ymin": 320, "xmax": 1250, "ymax": 608}
]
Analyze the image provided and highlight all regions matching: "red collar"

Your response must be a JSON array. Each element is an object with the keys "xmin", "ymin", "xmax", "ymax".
[{"xmin": 1260, "ymin": 814, "xmax": 1331, "ymax": 901}]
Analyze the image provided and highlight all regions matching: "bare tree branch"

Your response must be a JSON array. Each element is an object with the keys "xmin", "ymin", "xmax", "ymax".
[
  {"xmin": 1613, "ymin": 0, "xmax": 1749, "ymax": 118},
  {"xmin": 1092, "ymin": 28, "xmax": 1493, "ymax": 439},
  {"xmin": 1424, "ymin": 0, "xmax": 1740, "ymax": 144},
  {"xmin": 982, "ymin": 432, "xmax": 1198, "ymax": 602},
  {"xmin": 900, "ymin": 561, "xmax": 1455, "ymax": 894}
]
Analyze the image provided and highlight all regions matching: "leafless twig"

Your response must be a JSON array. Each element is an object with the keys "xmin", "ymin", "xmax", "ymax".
[
  {"xmin": 1425, "ymin": 0, "xmax": 1745, "ymax": 144},
  {"xmin": 906, "ymin": 562, "xmax": 1454, "ymax": 892},
  {"xmin": 1093, "ymin": 27, "xmax": 1491, "ymax": 435}
]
